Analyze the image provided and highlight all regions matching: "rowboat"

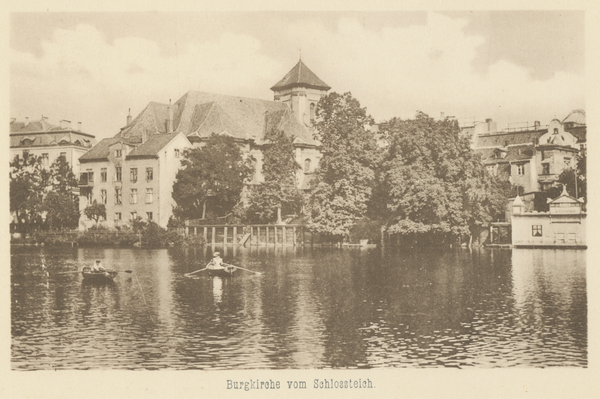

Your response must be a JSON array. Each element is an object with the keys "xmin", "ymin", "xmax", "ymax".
[
  {"xmin": 81, "ymin": 266, "xmax": 118, "ymax": 282},
  {"xmin": 207, "ymin": 264, "xmax": 237, "ymax": 277}
]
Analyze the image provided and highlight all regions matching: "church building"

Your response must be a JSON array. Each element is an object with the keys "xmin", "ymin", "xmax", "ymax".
[{"xmin": 78, "ymin": 60, "xmax": 330, "ymax": 229}]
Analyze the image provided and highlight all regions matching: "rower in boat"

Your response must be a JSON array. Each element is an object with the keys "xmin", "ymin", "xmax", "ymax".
[{"xmin": 206, "ymin": 252, "xmax": 236, "ymax": 277}]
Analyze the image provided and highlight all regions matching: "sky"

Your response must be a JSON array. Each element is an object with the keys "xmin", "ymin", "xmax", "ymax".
[{"xmin": 10, "ymin": 11, "xmax": 586, "ymax": 141}]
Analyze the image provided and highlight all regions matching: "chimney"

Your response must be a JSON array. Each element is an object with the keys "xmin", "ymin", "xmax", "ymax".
[
  {"xmin": 127, "ymin": 108, "xmax": 132, "ymax": 126},
  {"xmin": 10, "ymin": 118, "xmax": 16, "ymax": 123},
  {"xmin": 534, "ymin": 121, "xmax": 540, "ymax": 130},
  {"xmin": 77, "ymin": 122, "xmax": 82, "ymax": 131},
  {"xmin": 60, "ymin": 119, "xmax": 71, "ymax": 129},
  {"xmin": 485, "ymin": 118, "xmax": 496, "ymax": 133},
  {"xmin": 167, "ymin": 99, "xmax": 173, "ymax": 133},
  {"xmin": 41, "ymin": 115, "xmax": 48, "ymax": 122},
  {"xmin": 440, "ymin": 112, "xmax": 445, "ymax": 120},
  {"xmin": 25, "ymin": 117, "xmax": 29, "ymax": 126}
]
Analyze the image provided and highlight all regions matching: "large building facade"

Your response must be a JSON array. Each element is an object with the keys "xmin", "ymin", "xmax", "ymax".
[
  {"xmin": 469, "ymin": 109, "xmax": 586, "ymax": 194},
  {"xmin": 10, "ymin": 116, "xmax": 96, "ymax": 175},
  {"xmin": 78, "ymin": 60, "xmax": 329, "ymax": 229}
]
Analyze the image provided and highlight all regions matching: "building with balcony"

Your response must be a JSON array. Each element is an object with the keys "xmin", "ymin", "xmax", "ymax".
[
  {"xmin": 77, "ymin": 59, "xmax": 329, "ymax": 229},
  {"xmin": 10, "ymin": 116, "xmax": 96, "ymax": 175}
]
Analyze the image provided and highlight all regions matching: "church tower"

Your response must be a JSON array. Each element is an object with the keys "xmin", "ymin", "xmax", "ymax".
[{"xmin": 271, "ymin": 59, "xmax": 331, "ymax": 126}]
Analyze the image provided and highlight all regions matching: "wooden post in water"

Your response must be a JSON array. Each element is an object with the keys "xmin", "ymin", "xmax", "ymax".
[
  {"xmin": 274, "ymin": 226, "xmax": 278, "ymax": 245},
  {"xmin": 293, "ymin": 226, "xmax": 296, "ymax": 246},
  {"xmin": 233, "ymin": 226, "xmax": 237, "ymax": 245},
  {"xmin": 250, "ymin": 226, "xmax": 254, "ymax": 246},
  {"xmin": 194, "ymin": 227, "xmax": 197, "ymax": 236},
  {"xmin": 257, "ymin": 226, "xmax": 261, "ymax": 246},
  {"xmin": 282, "ymin": 226, "xmax": 286, "ymax": 245},
  {"xmin": 224, "ymin": 226, "xmax": 228, "ymax": 245},
  {"xmin": 203, "ymin": 227, "xmax": 207, "ymax": 243},
  {"xmin": 212, "ymin": 227, "xmax": 216, "ymax": 245}
]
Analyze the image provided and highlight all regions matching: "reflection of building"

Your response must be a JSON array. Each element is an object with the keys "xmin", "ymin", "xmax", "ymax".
[
  {"xmin": 469, "ymin": 110, "xmax": 586, "ymax": 194},
  {"xmin": 78, "ymin": 60, "xmax": 329, "ymax": 229},
  {"xmin": 10, "ymin": 116, "xmax": 96, "ymax": 175},
  {"xmin": 511, "ymin": 187, "xmax": 586, "ymax": 248}
]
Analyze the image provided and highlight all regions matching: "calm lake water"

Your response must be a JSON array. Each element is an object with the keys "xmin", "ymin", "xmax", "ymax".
[{"xmin": 11, "ymin": 245, "xmax": 586, "ymax": 369}]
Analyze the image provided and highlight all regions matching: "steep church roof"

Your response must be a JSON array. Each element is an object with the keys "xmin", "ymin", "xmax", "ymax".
[
  {"xmin": 118, "ymin": 91, "xmax": 317, "ymax": 145},
  {"xmin": 270, "ymin": 60, "xmax": 331, "ymax": 91}
]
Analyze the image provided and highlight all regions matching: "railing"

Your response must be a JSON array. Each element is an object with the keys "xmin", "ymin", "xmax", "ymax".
[{"xmin": 184, "ymin": 223, "xmax": 311, "ymax": 246}]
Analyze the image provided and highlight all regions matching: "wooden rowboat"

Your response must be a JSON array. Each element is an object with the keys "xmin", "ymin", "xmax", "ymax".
[
  {"xmin": 206, "ymin": 264, "xmax": 237, "ymax": 277},
  {"xmin": 81, "ymin": 266, "xmax": 118, "ymax": 282}
]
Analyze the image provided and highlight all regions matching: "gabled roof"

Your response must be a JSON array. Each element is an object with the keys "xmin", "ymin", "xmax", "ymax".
[
  {"xmin": 270, "ymin": 60, "xmax": 331, "ymax": 91},
  {"xmin": 79, "ymin": 137, "xmax": 121, "ymax": 162},
  {"xmin": 126, "ymin": 132, "xmax": 184, "ymax": 159}
]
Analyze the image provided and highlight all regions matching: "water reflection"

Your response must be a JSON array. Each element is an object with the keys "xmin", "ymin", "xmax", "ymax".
[{"xmin": 11, "ymin": 245, "xmax": 586, "ymax": 369}]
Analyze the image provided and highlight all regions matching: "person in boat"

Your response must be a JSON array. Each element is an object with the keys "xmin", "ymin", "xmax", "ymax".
[
  {"xmin": 92, "ymin": 259, "xmax": 106, "ymax": 272},
  {"xmin": 209, "ymin": 252, "xmax": 224, "ymax": 269}
]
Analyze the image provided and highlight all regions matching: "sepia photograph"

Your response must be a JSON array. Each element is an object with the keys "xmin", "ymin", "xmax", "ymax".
[{"xmin": 4, "ymin": 2, "xmax": 598, "ymax": 398}]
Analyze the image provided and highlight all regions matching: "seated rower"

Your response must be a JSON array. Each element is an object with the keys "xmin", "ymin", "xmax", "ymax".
[
  {"xmin": 209, "ymin": 252, "xmax": 223, "ymax": 269},
  {"xmin": 92, "ymin": 259, "xmax": 106, "ymax": 272}
]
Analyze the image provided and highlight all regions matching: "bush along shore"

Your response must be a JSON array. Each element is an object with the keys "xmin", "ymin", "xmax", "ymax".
[{"xmin": 14, "ymin": 222, "xmax": 205, "ymax": 248}]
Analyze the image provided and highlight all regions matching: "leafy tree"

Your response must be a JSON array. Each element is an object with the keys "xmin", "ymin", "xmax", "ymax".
[
  {"xmin": 381, "ymin": 112, "xmax": 509, "ymax": 245},
  {"xmin": 10, "ymin": 154, "xmax": 47, "ymax": 234},
  {"xmin": 172, "ymin": 134, "xmax": 254, "ymax": 220},
  {"xmin": 42, "ymin": 156, "xmax": 80, "ymax": 230},
  {"xmin": 246, "ymin": 129, "xmax": 302, "ymax": 223},
  {"xmin": 558, "ymin": 153, "xmax": 586, "ymax": 199},
  {"xmin": 83, "ymin": 201, "xmax": 106, "ymax": 225},
  {"xmin": 306, "ymin": 92, "xmax": 380, "ymax": 239}
]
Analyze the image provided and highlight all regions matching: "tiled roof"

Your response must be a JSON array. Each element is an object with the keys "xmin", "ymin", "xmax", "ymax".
[
  {"xmin": 562, "ymin": 109, "xmax": 586, "ymax": 125},
  {"xmin": 270, "ymin": 60, "xmax": 331, "ymax": 91},
  {"xmin": 475, "ymin": 130, "xmax": 546, "ymax": 148},
  {"xmin": 119, "ymin": 91, "xmax": 317, "ymax": 145},
  {"xmin": 79, "ymin": 137, "xmax": 121, "ymax": 162},
  {"xmin": 126, "ymin": 133, "xmax": 183, "ymax": 158},
  {"xmin": 10, "ymin": 119, "xmax": 96, "ymax": 149},
  {"xmin": 476, "ymin": 144, "xmax": 535, "ymax": 165}
]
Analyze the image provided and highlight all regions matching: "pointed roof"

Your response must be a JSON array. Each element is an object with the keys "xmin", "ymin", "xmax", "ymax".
[
  {"xmin": 271, "ymin": 60, "xmax": 331, "ymax": 91},
  {"xmin": 118, "ymin": 91, "xmax": 317, "ymax": 145}
]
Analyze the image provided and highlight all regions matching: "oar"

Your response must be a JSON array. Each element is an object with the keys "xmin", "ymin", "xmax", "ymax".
[
  {"xmin": 184, "ymin": 263, "xmax": 211, "ymax": 277},
  {"xmin": 224, "ymin": 264, "xmax": 262, "ymax": 275},
  {"xmin": 53, "ymin": 271, "xmax": 82, "ymax": 275}
]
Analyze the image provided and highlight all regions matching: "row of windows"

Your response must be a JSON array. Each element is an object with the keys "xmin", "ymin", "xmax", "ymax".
[
  {"xmin": 113, "ymin": 212, "xmax": 153, "ymax": 221},
  {"xmin": 21, "ymin": 151, "xmax": 67, "ymax": 165},
  {"xmin": 91, "ymin": 212, "xmax": 153, "ymax": 222},
  {"xmin": 85, "ymin": 167, "xmax": 154, "ymax": 183},
  {"xmin": 89, "ymin": 188, "xmax": 154, "ymax": 205}
]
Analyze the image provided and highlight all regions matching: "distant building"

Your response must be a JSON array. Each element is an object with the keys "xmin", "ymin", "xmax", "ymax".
[
  {"xmin": 77, "ymin": 59, "xmax": 329, "ymax": 229},
  {"xmin": 511, "ymin": 187, "xmax": 586, "ymax": 248},
  {"xmin": 469, "ymin": 110, "xmax": 586, "ymax": 194},
  {"xmin": 10, "ymin": 116, "xmax": 96, "ymax": 175}
]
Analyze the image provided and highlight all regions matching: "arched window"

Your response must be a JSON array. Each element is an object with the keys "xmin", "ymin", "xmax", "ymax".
[
  {"xmin": 310, "ymin": 103, "xmax": 315, "ymax": 123},
  {"xmin": 304, "ymin": 158, "xmax": 311, "ymax": 173}
]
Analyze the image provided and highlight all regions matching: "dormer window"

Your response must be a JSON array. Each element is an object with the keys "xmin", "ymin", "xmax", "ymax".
[{"xmin": 115, "ymin": 149, "xmax": 122, "ymax": 157}]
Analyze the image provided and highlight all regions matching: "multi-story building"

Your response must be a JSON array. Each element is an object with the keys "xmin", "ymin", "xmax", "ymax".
[
  {"xmin": 10, "ymin": 116, "xmax": 96, "ymax": 174},
  {"xmin": 78, "ymin": 132, "xmax": 192, "ymax": 230},
  {"xmin": 78, "ymin": 59, "xmax": 330, "ymax": 229},
  {"xmin": 470, "ymin": 110, "xmax": 586, "ymax": 194}
]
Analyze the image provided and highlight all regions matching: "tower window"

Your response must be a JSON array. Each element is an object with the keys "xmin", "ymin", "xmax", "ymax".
[{"xmin": 310, "ymin": 103, "xmax": 316, "ymax": 122}]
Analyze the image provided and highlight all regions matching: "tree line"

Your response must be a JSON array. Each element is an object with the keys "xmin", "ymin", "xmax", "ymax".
[{"xmin": 11, "ymin": 91, "xmax": 585, "ymax": 247}]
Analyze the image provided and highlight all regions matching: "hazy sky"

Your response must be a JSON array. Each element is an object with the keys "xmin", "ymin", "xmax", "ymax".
[{"xmin": 10, "ymin": 11, "xmax": 585, "ymax": 140}]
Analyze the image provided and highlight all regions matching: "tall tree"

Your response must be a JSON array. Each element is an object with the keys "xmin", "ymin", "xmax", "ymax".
[
  {"xmin": 172, "ymin": 134, "xmax": 254, "ymax": 220},
  {"xmin": 10, "ymin": 154, "xmax": 46, "ymax": 235},
  {"xmin": 381, "ymin": 112, "xmax": 508, "ymax": 245},
  {"xmin": 42, "ymin": 155, "xmax": 80, "ymax": 230},
  {"xmin": 306, "ymin": 92, "xmax": 380, "ymax": 239},
  {"xmin": 246, "ymin": 129, "xmax": 302, "ymax": 223}
]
